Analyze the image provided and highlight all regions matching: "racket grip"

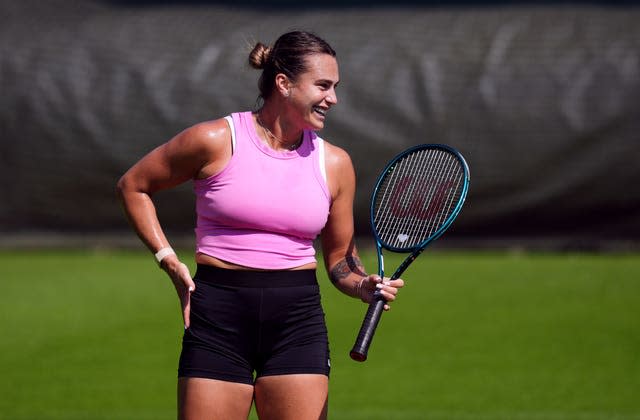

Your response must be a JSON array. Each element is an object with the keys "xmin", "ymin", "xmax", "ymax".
[{"xmin": 350, "ymin": 295, "xmax": 386, "ymax": 362}]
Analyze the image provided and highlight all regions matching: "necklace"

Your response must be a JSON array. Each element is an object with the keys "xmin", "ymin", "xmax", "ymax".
[{"xmin": 256, "ymin": 114, "xmax": 302, "ymax": 151}]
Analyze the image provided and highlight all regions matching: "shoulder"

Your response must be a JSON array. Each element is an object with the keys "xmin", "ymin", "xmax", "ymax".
[
  {"xmin": 321, "ymin": 139, "xmax": 355, "ymax": 199},
  {"xmin": 166, "ymin": 117, "xmax": 233, "ymax": 179},
  {"xmin": 323, "ymin": 140, "xmax": 354, "ymax": 174},
  {"xmin": 175, "ymin": 118, "xmax": 231, "ymax": 151}
]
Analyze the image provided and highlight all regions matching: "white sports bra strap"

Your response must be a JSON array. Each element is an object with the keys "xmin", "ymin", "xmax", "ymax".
[
  {"xmin": 318, "ymin": 137, "xmax": 327, "ymax": 183},
  {"xmin": 224, "ymin": 115, "xmax": 236, "ymax": 154}
]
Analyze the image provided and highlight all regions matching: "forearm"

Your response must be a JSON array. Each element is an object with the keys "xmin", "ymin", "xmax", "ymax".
[
  {"xmin": 117, "ymin": 187, "xmax": 171, "ymax": 254},
  {"xmin": 328, "ymin": 255, "xmax": 369, "ymax": 300},
  {"xmin": 118, "ymin": 183, "xmax": 195, "ymax": 327},
  {"xmin": 328, "ymin": 253, "xmax": 403, "ymax": 308}
]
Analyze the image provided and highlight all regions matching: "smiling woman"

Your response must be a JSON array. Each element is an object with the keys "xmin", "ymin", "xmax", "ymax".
[
  {"xmin": 248, "ymin": 33, "xmax": 340, "ymax": 148},
  {"xmin": 116, "ymin": 30, "xmax": 404, "ymax": 420}
]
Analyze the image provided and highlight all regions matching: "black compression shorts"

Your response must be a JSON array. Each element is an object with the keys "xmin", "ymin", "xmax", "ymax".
[{"xmin": 178, "ymin": 265, "xmax": 331, "ymax": 384}]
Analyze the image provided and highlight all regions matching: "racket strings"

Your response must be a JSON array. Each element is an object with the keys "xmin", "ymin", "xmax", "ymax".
[
  {"xmin": 376, "ymin": 150, "xmax": 431, "ymax": 245},
  {"xmin": 381, "ymin": 150, "xmax": 445, "ymax": 245},
  {"xmin": 373, "ymin": 148, "xmax": 466, "ymax": 250}
]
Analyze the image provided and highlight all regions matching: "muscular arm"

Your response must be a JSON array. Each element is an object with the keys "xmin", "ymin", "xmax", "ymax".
[
  {"xmin": 116, "ymin": 119, "xmax": 230, "ymax": 256},
  {"xmin": 115, "ymin": 119, "xmax": 231, "ymax": 327},
  {"xmin": 320, "ymin": 142, "xmax": 403, "ymax": 306},
  {"xmin": 319, "ymin": 144, "xmax": 366, "ymax": 297}
]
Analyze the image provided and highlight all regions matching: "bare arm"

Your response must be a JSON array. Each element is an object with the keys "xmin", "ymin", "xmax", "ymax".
[
  {"xmin": 116, "ymin": 118, "xmax": 231, "ymax": 326},
  {"xmin": 116, "ymin": 119, "xmax": 230, "ymax": 253},
  {"xmin": 320, "ymin": 143, "xmax": 403, "ymax": 307}
]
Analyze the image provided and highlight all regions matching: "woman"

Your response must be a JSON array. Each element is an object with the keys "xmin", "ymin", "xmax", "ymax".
[{"xmin": 117, "ymin": 31, "xmax": 404, "ymax": 420}]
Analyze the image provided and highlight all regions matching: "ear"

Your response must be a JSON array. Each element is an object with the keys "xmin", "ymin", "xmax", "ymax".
[{"xmin": 275, "ymin": 73, "xmax": 291, "ymax": 98}]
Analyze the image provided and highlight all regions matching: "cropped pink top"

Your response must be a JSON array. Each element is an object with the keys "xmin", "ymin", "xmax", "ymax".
[{"xmin": 193, "ymin": 111, "xmax": 332, "ymax": 269}]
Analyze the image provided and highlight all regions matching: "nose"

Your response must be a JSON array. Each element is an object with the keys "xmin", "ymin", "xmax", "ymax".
[{"xmin": 326, "ymin": 89, "xmax": 338, "ymax": 105}]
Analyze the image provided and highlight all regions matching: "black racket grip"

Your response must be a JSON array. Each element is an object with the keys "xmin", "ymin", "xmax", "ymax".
[{"xmin": 350, "ymin": 295, "xmax": 386, "ymax": 362}]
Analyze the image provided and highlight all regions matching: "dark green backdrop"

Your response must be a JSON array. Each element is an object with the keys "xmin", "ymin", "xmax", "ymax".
[{"xmin": 2, "ymin": 1, "xmax": 639, "ymax": 248}]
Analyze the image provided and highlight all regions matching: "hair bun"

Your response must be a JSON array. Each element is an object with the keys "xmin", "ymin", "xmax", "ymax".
[{"xmin": 248, "ymin": 42, "xmax": 271, "ymax": 69}]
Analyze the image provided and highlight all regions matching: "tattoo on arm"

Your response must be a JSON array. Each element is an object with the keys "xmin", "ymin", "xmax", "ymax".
[{"xmin": 330, "ymin": 255, "xmax": 366, "ymax": 284}]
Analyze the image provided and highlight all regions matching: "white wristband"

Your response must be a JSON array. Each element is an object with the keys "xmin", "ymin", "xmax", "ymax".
[
  {"xmin": 357, "ymin": 277, "xmax": 369, "ymax": 303},
  {"xmin": 154, "ymin": 247, "xmax": 176, "ymax": 266}
]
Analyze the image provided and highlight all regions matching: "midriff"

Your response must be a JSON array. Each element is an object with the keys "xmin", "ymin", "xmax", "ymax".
[{"xmin": 195, "ymin": 253, "xmax": 317, "ymax": 271}]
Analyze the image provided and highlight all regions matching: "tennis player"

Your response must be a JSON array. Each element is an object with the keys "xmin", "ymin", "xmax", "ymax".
[{"xmin": 117, "ymin": 30, "xmax": 404, "ymax": 420}]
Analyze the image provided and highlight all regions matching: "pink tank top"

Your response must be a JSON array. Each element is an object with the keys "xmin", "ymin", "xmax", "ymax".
[{"xmin": 194, "ymin": 111, "xmax": 332, "ymax": 269}]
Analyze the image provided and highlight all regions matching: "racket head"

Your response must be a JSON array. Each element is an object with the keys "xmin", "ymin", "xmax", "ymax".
[
  {"xmin": 370, "ymin": 144, "xmax": 470, "ymax": 254},
  {"xmin": 350, "ymin": 144, "xmax": 469, "ymax": 362}
]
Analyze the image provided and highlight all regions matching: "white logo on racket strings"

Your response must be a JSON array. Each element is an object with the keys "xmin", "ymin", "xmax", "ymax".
[{"xmin": 397, "ymin": 234, "xmax": 409, "ymax": 243}]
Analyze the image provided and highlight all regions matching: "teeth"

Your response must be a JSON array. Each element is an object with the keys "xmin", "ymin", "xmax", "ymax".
[{"xmin": 314, "ymin": 107, "xmax": 326, "ymax": 116}]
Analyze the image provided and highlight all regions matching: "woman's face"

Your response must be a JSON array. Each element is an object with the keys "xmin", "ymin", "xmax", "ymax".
[{"xmin": 286, "ymin": 53, "xmax": 339, "ymax": 131}]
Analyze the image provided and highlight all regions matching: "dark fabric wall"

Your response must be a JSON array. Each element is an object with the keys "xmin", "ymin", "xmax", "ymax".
[{"xmin": 1, "ymin": 1, "xmax": 639, "ymax": 248}]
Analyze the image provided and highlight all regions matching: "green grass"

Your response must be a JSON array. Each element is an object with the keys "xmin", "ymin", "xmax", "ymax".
[{"xmin": 1, "ymin": 250, "xmax": 639, "ymax": 419}]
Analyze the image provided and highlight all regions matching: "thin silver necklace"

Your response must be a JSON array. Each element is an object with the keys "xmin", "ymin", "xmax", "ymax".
[{"xmin": 256, "ymin": 114, "xmax": 302, "ymax": 151}]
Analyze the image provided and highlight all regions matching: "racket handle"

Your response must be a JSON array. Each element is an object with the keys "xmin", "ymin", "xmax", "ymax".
[{"xmin": 350, "ymin": 295, "xmax": 386, "ymax": 362}]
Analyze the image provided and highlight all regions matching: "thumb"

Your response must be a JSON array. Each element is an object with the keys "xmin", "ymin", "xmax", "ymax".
[
  {"xmin": 178, "ymin": 263, "xmax": 195, "ymax": 292},
  {"xmin": 183, "ymin": 295, "xmax": 191, "ymax": 329}
]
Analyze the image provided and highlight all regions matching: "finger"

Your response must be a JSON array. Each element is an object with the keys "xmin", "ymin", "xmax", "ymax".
[
  {"xmin": 178, "ymin": 263, "xmax": 195, "ymax": 286},
  {"xmin": 390, "ymin": 278, "xmax": 405, "ymax": 288},
  {"xmin": 378, "ymin": 276, "xmax": 403, "ymax": 291},
  {"xmin": 183, "ymin": 289, "xmax": 191, "ymax": 329},
  {"xmin": 186, "ymin": 278, "xmax": 195, "ymax": 293},
  {"xmin": 175, "ymin": 263, "xmax": 194, "ymax": 328},
  {"xmin": 375, "ymin": 282, "xmax": 398, "ymax": 294},
  {"xmin": 176, "ymin": 266, "xmax": 195, "ymax": 296},
  {"xmin": 379, "ymin": 290, "xmax": 397, "ymax": 302},
  {"xmin": 367, "ymin": 275, "xmax": 383, "ymax": 284}
]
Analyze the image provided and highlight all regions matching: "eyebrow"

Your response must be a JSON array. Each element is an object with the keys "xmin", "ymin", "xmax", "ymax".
[{"xmin": 317, "ymin": 78, "xmax": 340, "ymax": 86}]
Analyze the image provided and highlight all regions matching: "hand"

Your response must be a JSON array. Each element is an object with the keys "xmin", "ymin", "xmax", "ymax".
[
  {"xmin": 161, "ymin": 256, "xmax": 195, "ymax": 328},
  {"xmin": 357, "ymin": 275, "xmax": 404, "ymax": 311}
]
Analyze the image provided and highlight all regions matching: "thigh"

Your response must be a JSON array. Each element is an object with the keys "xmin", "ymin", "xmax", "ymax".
[
  {"xmin": 258, "ymin": 284, "xmax": 331, "ymax": 378},
  {"xmin": 178, "ymin": 377, "xmax": 254, "ymax": 420},
  {"xmin": 179, "ymin": 275, "xmax": 258, "ymax": 384},
  {"xmin": 253, "ymin": 374, "xmax": 328, "ymax": 420}
]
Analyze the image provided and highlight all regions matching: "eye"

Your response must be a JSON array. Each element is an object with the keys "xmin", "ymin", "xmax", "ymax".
[{"xmin": 317, "ymin": 80, "xmax": 337, "ymax": 91}]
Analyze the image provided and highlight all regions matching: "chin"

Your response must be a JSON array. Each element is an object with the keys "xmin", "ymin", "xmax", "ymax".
[{"xmin": 309, "ymin": 117, "xmax": 325, "ymax": 130}]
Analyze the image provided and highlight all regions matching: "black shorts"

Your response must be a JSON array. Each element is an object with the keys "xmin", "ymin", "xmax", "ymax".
[{"xmin": 178, "ymin": 265, "xmax": 331, "ymax": 385}]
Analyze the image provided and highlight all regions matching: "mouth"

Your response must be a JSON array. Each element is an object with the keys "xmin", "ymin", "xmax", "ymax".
[{"xmin": 313, "ymin": 106, "xmax": 327, "ymax": 118}]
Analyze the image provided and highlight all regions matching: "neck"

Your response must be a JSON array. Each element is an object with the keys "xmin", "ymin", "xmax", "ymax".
[{"xmin": 255, "ymin": 112, "xmax": 302, "ymax": 151}]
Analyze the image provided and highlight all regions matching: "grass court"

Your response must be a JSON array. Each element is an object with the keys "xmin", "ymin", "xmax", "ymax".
[{"xmin": 1, "ymin": 249, "xmax": 638, "ymax": 419}]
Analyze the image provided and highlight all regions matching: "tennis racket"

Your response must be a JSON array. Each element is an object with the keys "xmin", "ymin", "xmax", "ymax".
[{"xmin": 350, "ymin": 144, "xmax": 470, "ymax": 362}]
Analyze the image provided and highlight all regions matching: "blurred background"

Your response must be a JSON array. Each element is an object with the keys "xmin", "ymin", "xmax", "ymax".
[
  {"xmin": 1, "ymin": 3, "xmax": 639, "ymax": 419},
  {"xmin": 1, "ymin": 0, "xmax": 639, "ymax": 251}
]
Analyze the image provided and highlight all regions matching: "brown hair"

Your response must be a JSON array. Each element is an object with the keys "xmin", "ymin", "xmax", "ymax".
[{"xmin": 249, "ymin": 31, "xmax": 336, "ymax": 100}]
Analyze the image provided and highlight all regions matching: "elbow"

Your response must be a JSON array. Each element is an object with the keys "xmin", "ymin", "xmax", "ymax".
[
  {"xmin": 116, "ymin": 173, "xmax": 153, "ymax": 206},
  {"xmin": 115, "ymin": 174, "xmax": 130, "ymax": 203}
]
